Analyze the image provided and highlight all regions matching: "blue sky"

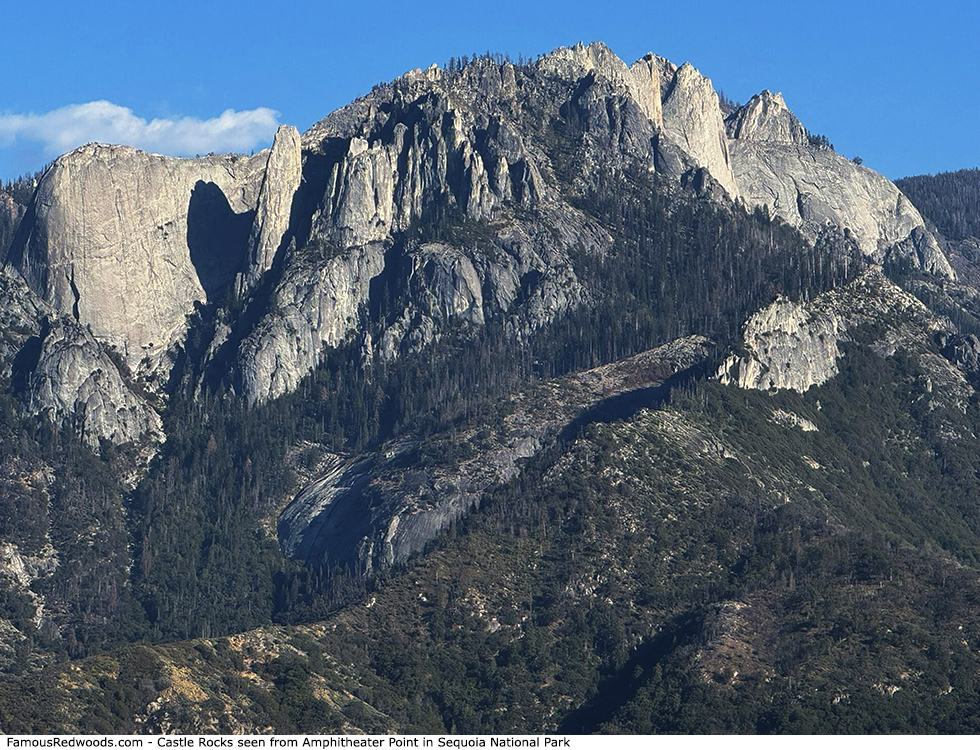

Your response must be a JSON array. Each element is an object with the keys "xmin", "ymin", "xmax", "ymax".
[{"xmin": 1, "ymin": 0, "xmax": 977, "ymax": 182}]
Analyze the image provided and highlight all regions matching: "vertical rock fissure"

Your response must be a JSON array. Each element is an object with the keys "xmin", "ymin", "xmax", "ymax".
[{"xmin": 66, "ymin": 268, "xmax": 80, "ymax": 322}]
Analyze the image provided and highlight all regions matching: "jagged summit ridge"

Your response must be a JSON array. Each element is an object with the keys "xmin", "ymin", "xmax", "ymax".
[
  {"xmin": 0, "ymin": 41, "xmax": 956, "ymax": 446},
  {"xmin": 726, "ymin": 90, "xmax": 807, "ymax": 144}
]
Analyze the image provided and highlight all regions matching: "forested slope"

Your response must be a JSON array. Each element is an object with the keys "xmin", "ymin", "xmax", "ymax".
[
  {"xmin": 896, "ymin": 168, "xmax": 980, "ymax": 241},
  {"xmin": 2, "ymin": 45, "xmax": 980, "ymax": 733}
]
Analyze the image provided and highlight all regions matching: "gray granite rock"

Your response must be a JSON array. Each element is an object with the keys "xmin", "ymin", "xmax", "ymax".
[
  {"xmin": 5, "ymin": 42, "xmax": 957, "ymax": 425},
  {"xmin": 629, "ymin": 53, "xmax": 672, "ymax": 129},
  {"xmin": 719, "ymin": 269, "xmax": 954, "ymax": 392},
  {"xmin": 0, "ymin": 267, "xmax": 46, "ymax": 381},
  {"xmin": 240, "ymin": 125, "xmax": 303, "ymax": 295},
  {"xmin": 9, "ymin": 144, "xmax": 268, "ymax": 379},
  {"xmin": 27, "ymin": 318, "xmax": 163, "ymax": 449},
  {"xmin": 725, "ymin": 90, "xmax": 807, "ymax": 144},
  {"xmin": 661, "ymin": 62, "xmax": 739, "ymax": 197},
  {"xmin": 237, "ymin": 242, "xmax": 386, "ymax": 406},
  {"xmin": 0, "ymin": 192, "xmax": 25, "ymax": 257},
  {"xmin": 727, "ymin": 93, "xmax": 954, "ymax": 277}
]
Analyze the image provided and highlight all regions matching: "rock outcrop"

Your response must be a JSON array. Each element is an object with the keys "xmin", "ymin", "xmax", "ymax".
[
  {"xmin": 2, "ymin": 42, "xmax": 957, "ymax": 430},
  {"xmin": 719, "ymin": 269, "xmax": 954, "ymax": 393},
  {"xmin": 236, "ymin": 209, "xmax": 594, "ymax": 404},
  {"xmin": 234, "ymin": 53, "xmax": 625, "ymax": 404},
  {"xmin": 628, "ymin": 54, "xmax": 670, "ymax": 129},
  {"xmin": 725, "ymin": 90, "xmax": 807, "ymax": 145},
  {"xmin": 239, "ymin": 125, "xmax": 303, "ymax": 295},
  {"xmin": 26, "ymin": 318, "xmax": 163, "ymax": 449},
  {"xmin": 279, "ymin": 336, "xmax": 715, "ymax": 573},
  {"xmin": 661, "ymin": 62, "xmax": 739, "ymax": 197},
  {"xmin": 719, "ymin": 296, "xmax": 845, "ymax": 392},
  {"xmin": 238, "ymin": 241, "xmax": 386, "ymax": 405},
  {"xmin": 302, "ymin": 75, "xmax": 531, "ymax": 248},
  {"xmin": 0, "ymin": 266, "xmax": 159, "ymax": 453},
  {"xmin": 537, "ymin": 42, "xmax": 639, "ymax": 97},
  {"xmin": 0, "ymin": 267, "xmax": 46, "ymax": 381},
  {"xmin": 8, "ymin": 144, "xmax": 269, "ymax": 377},
  {"xmin": 938, "ymin": 332, "xmax": 980, "ymax": 375},
  {"xmin": 726, "ymin": 93, "xmax": 953, "ymax": 277}
]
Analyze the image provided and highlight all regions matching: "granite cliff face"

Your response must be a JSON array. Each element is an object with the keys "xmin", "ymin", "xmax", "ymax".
[
  {"xmin": 0, "ymin": 266, "xmax": 160, "ymax": 452},
  {"xmin": 9, "ymin": 145, "xmax": 267, "ymax": 378},
  {"xmin": 725, "ymin": 92, "xmax": 952, "ymax": 276},
  {"xmin": 719, "ymin": 268, "xmax": 961, "ymax": 397},
  {"xmin": 3, "ymin": 127, "xmax": 303, "ymax": 447},
  {"xmin": 237, "ymin": 241, "xmax": 386, "ymax": 405},
  {"xmin": 8, "ymin": 126, "xmax": 302, "ymax": 378},
  {"xmin": 726, "ymin": 90, "xmax": 807, "ymax": 145},
  {"xmin": 26, "ymin": 318, "xmax": 163, "ymax": 451},
  {"xmin": 0, "ymin": 41, "xmax": 965, "ymax": 580},
  {"xmin": 661, "ymin": 61, "xmax": 738, "ymax": 197},
  {"xmin": 239, "ymin": 125, "xmax": 304, "ymax": 295},
  {"xmin": 279, "ymin": 336, "xmax": 714, "ymax": 573}
]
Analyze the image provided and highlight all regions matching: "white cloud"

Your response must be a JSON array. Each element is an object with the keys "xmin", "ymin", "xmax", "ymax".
[{"xmin": 0, "ymin": 100, "xmax": 281, "ymax": 159}]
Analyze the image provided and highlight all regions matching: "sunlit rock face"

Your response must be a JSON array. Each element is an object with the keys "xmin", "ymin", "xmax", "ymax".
[
  {"xmin": 726, "ymin": 91, "xmax": 953, "ymax": 278},
  {"xmin": 719, "ymin": 269, "xmax": 956, "ymax": 394},
  {"xmin": 7, "ymin": 139, "xmax": 296, "ymax": 379},
  {"xmin": 660, "ymin": 61, "xmax": 739, "ymax": 198},
  {"xmin": 26, "ymin": 317, "xmax": 163, "ymax": 449}
]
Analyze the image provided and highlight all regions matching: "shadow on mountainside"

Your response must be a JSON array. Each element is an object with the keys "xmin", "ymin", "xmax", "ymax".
[{"xmin": 187, "ymin": 181, "xmax": 254, "ymax": 302}]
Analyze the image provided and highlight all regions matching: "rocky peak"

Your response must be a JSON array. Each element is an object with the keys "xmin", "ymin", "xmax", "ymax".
[
  {"xmin": 661, "ymin": 62, "xmax": 739, "ymax": 197},
  {"xmin": 301, "ymin": 59, "xmax": 563, "ymax": 252},
  {"xmin": 537, "ymin": 43, "xmax": 673, "ymax": 129},
  {"xmin": 400, "ymin": 62, "xmax": 443, "ymax": 85},
  {"xmin": 628, "ymin": 53, "xmax": 674, "ymax": 129},
  {"xmin": 538, "ymin": 45, "xmax": 676, "ymax": 143},
  {"xmin": 727, "ymin": 103, "xmax": 954, "ymax": 277},
  {"xmin": 239, "ymin": 125, "xmax": 303, "ymax": 296},
  {"xmin": 8, "ymin": 143, "xmax": 269, "ymax": 378},
  {"xmin": 726, "ymin": 90, "xmax": 807, "ymax": 144},
  {"xmin": 1, "ymin": 41, "xmax": 960, "ymax": 425},
  {"xmin": 536, "ymin": 42, "xmax": 633, "ymax": 87}
]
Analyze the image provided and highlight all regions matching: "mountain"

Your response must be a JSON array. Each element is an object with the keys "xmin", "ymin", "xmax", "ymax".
[{"xmin": 2, "ymin": 43, "xmax": 980, "ymax": 733}]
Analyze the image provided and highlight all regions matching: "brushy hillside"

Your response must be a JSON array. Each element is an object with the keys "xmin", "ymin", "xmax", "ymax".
[{"xmin": 5, "ymin": 336, "xmax": 980, "ymax": 733}]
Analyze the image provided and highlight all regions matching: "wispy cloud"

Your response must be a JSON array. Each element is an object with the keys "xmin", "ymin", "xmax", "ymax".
[{"xmin": 0, "ymin": 101, "xmax": 281, "ymax": 159}]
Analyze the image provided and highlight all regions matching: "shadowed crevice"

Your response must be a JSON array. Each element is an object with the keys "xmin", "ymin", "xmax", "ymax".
[{"xmin": 187, "ymin": 181, "xmax": 254, "ymax": 302}]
